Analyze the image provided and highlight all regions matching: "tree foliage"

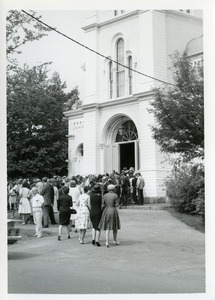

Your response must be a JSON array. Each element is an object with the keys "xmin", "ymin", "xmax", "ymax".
[
  {"xmin": 6, "ymin": 10, "xmax": 52, "ymax": 56},
  {"xmin": 148, "ymin": 51, "xmax": 204, "ymax": 159},
  {"xmin": 7, "ymin": 63, "xmax": 79, "ymax": 179},
  {"xmin": 165, "ymin": 159, "xmax": 205, "ymax": 221}
]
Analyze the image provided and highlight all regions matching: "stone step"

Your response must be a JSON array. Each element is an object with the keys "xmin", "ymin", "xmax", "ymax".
[{"xmin": 120, "ymin": 203, "xmax": 173, "ymax": 210}]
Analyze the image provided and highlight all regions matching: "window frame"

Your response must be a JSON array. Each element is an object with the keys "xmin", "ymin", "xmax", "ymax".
[{"xmin": 116, "ymin": 38, "xmax": 125, "ymax": 98}]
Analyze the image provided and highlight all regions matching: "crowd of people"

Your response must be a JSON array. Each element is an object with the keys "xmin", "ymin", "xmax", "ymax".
[{"xmin": 7, "ymin": 168, "xmax": 145, "ymax": 247}]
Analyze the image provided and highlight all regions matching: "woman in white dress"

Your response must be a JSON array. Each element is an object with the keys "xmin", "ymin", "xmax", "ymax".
[
  {"xmin": 69, "ymin": 180, "xmax": 81, "ymax": 230},
  {"xmin": 18, "ymin": 182, "xmax": 31, "ymax": 224},
  {"xmin": 75, "ymin": 186, "xmax": 90, "ymax": 244},
  {"xmin": 53, "ymin": 181, "xmax": 59, "ymax": 213}
]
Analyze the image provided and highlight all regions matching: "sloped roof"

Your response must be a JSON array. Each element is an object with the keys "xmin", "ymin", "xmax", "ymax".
[{"xmin": 185, "ymin": 35, "xmax": 203, "ymax": 57}]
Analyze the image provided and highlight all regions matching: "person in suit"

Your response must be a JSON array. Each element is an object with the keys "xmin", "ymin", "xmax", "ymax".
[
  {"xmin": 48, "ymin": 178, "xmax": 57, "ymax": 225},
  {"xmin": 120, "ymin": 172, "xmax": 130, "ymax": 207},
  {"xmin": 136, "ymin": 173, "xmax": 145, "ymax": 205},
  {"xmin": 132, "ymin": 175, "xmax": 138, "ymax": 204},
  {"xmin": 30, "ymin": 187, "xmax": 44, "ymax": 238},
  {"xmin": 40, "ymin": 177, "xmax": 54, "ymax": 228}
]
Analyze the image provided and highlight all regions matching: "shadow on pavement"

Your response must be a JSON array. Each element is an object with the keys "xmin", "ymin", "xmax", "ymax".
[{"xmin": 8, "ymin": 252, "xmax": 40, "ymax": 260}]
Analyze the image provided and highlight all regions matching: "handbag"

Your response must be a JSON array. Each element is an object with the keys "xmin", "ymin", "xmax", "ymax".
[{"xmin": 70, "ymin": 208, "xmax": 77, "ymax": 214}]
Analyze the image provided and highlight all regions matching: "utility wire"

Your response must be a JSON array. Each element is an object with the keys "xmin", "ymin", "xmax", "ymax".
[{"xmin": 21, "ymin": 9, "xmax": 175, "ymax": 87}]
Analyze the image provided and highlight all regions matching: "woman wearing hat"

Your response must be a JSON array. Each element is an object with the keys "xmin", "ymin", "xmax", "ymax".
[
  {"xmin": 69, "ymin": 180, "xmax": 81, "ymax": 231},
  {"xmin": 98, "ymin": 184, "xmax": 121, "ymax": 247},
  {"xmin": 57, "ymin": 186, "xmax": 73, "ymax": 240},
  {"xmin": 89, "ymin": 184, "xmax": 103, "ymax": 247}
]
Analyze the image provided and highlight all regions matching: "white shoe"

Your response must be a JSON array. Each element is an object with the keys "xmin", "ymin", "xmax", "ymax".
[{"xmin": 113, "ymin": 241, "xmax": 119, "ymax": 245}]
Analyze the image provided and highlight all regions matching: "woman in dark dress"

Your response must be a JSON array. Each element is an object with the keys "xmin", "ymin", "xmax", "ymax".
[
  {"xmin": 98, "ymin": 184, "xmax": 121, "ymax": 247},
  {"xmin": 57, "ymin": 186, "xmax": 73, "ymax": 241},
  {"xmin": 89, "ymin": 184, "xmax": 102, "ymax": 247}
]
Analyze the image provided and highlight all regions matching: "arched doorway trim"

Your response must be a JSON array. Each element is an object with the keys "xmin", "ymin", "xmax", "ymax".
[{"xmin": 101, "ymin": 114, "xmax": 140, "ymax": 173}]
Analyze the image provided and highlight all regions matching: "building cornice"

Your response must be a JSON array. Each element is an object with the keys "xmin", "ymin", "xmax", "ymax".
[
  {"xmin": 82, "ymin": 10, "xmax": 202, "ymax": 32},
  {"xmin": 82, "ymin": 10, "xmax": 141, "ymax": 32},
  {"xmin": 64, "ymin": 108, "xmax": 83, "ymax": 118},
  {"xmin": 64, "ymin": 90, "xmax": 156, "ymax": 118},
  {"xmin": 134, "ymin": 90, "xmax": 155, "ymax": 101},
  {"xmin": 99, "ymin": 95, "xmax": 138, "ymax": 110},
  {"xmin": 163, "ymin": 10, "xmax": 203, "ymax": 24}
]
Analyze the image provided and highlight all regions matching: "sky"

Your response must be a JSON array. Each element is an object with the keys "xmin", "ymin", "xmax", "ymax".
[{"xmin": 13, "ymin": 10, "xmax": 90, "ymax": 98}]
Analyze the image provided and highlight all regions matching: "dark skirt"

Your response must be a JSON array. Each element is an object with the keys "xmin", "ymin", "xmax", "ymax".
[
  {"xmin": 59, "ymin": 209, "xmax": 71, "ymax": 225},
  {"xmin": 90, "ymin": 211, "xmax": 102, "ymax": 230}
]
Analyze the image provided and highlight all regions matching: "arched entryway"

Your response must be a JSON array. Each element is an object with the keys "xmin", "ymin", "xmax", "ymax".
[{"xmin": 102, "ymin": 115, "xmax": 139, "ymax": 173}]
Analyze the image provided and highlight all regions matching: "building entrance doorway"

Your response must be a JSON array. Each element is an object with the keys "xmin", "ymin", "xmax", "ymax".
[
  {"xmin": 120, "ymin": 142, "xmax": 135, "ymax": 171},
  {"xmin": 103, "ymin": 119, "xmax": 139, "ymax": 174}
]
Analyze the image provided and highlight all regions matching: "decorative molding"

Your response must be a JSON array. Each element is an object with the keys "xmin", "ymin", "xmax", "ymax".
[
  {"xmin": 64, "ymin": 90, "xmax": 156, "ymax": 117},
  {"xmin": 163, "ymin": 10, "xmax": 203, "ymax": 24},
  {"xmin": 82, "ymin": 10, "xmax": 141, "ymax": 32},
  {"xmin": 67, "ymin": 134, "xmax": 75, "ymax": 139},
  {"xmin": 64, "ymin": 109, "xmax": 83, "ymax": 118}
]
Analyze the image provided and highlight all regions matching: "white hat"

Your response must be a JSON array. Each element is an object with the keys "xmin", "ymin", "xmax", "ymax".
[{"xmin": 107, "ymin": 184, "xmax": 115, "ymax": 191}]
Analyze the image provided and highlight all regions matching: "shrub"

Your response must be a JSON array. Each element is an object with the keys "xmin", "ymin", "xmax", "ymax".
[{"xmin": 165, "ymin": 159, "xmax": 204, "ymax": 221}]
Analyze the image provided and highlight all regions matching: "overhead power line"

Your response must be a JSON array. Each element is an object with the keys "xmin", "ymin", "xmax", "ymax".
[{"xmin": 21, "ymin": 10, "xmax": 175, "ymax": 87}]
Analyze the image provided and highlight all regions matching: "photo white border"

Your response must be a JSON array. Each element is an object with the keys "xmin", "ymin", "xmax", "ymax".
[{"xmin": 1, "ymin": 0, "xmax": 214, "ymax": 300}]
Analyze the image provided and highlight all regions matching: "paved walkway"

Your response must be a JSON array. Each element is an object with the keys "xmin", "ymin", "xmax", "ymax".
[{"xmin": 8, "ymin": 205, "xmax": 205, "ymax": 294}]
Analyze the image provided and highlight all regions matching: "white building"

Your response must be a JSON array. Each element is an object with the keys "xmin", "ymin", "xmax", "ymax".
[{"xmin": 64, "ymin": 10, "xmax": 203, "ymax": 203}]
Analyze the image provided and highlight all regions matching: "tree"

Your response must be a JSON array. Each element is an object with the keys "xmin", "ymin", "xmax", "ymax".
[
  {"xmin": 64, "ymin": 86, "xmax": 81, "ymax": 111},
  {"xmin": 7, "ymin": 63, "xmax": 79, "ymax": 178},
  {"xmin": 148, "ymin": 51, "xmax": 204, "ymax": 159},
  {"xmin": 6, "ymin": 10, "xmax": 52, "ymax": 56}
]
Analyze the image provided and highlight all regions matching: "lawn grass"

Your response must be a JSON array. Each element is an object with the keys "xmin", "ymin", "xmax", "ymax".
[{"xmin": 168, "ymin": 207, "xmax": 205, "ymax": 233}]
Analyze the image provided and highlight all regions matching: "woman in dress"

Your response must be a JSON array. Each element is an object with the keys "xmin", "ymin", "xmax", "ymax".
[
  {"xmin": 98, "ymin": 184, "xmax": 121, "ymax": 247},
  {"xmin": 75, "ymin": 186, "xmax": 90, "ymax": 244},
  {"xmin": 18, "ymin": 181, "xmax": 31, "ymax": 224},
  {"xmin": 69, "ymin": 180, "xmax": 81, "ymax": 231},
  {"xmin": 57, "ymin": 186, "xmax": 73, "ymax": 241},
  {"xmin": 89, "ymin": 184, "xmax": 102, "ymax": 247},
  {"xmin": 52, "ymin": 180, "xmax": 59, "ymax": 213}
]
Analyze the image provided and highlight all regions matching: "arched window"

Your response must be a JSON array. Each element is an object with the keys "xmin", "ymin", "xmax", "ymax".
[
  {"xmin": 116, "ymin": 120, "xmax": 138, "ymax": 142},
  {"xmin": 77, "ymin": 144, "xmax": 84, "ymax": 157},
  {"xmin": 116, "ymin": 38, "xmax": 125, "ymax": 97},
  {"xmin": 109, "ymin": 61, "xmax": 113, "ymax": 99},
  {"xmin": 128, "ymin": 56, "xmax": 133, "ymax": 95}
]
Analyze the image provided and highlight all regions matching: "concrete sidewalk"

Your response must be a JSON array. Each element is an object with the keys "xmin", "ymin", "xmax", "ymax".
[{"xmin": 8, "ymin": 206, "xmax": 205, "ymax": 294}]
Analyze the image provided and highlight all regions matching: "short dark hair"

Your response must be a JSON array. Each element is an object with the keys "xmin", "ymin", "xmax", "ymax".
[
  {"xmin": 84, "ymin": 186, "xmax": 89, "ymax": 193},
  {"xmin": 22, "ymin": 182, "xmax": 29, "ymax": 188},
  {"xmin": 63, "ymin": 186, "xmax": 69, "ymax": 194}
]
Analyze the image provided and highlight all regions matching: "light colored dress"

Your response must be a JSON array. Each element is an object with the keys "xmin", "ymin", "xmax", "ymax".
[
  {"xmin": 75, "ymin": 193, "xmax": 90, "ymax": 229},
  {"xmin": 18, "ymin": 187, "xmax": 31, "ymax": 214},
  {"xmin": 98, "ymin": 191, "xmax": 121, "ymax": 230},
  {"xmin": 69, "ymin": 187, "xmax": 81, "ymax": 221},
  {"xmin": 53, "ymin": 186, "xmax": 59, "ymax": 213}
]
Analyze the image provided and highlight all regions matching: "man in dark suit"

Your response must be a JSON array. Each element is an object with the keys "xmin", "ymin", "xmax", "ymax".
[
  {"xmin": 40, "ymin": 177, "xmax": 54, "ymax": 228},
  {"xmin": 120, "ymin": 172, "xmax": 130, "ymax": 207},
  {"xmin": 132, "ymin": 175, "xmax": 138, "ymax": 204},
  {"xmin": 136, "ymin": 172, "xmax": 145, "ymax": 205},
  {"xmin": 48, "ymin": 178, "xmax": 57, "ymax": 225}
]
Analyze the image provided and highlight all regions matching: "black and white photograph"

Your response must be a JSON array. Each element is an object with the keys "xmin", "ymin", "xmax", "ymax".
[{"xmin": 1, "ymin": 0, "xmax": 215, "ymax": 299}]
